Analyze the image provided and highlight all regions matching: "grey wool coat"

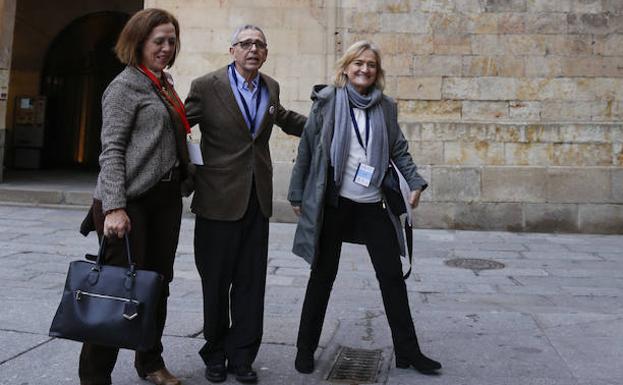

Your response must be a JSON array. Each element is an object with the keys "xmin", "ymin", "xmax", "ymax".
[
  {"xmin": 287, "ymin": 85, "xmax": 428, "ymax": 266},
  {"xmin": 94, "ymin": 66, "xmax": 181, "ymax": 212}
]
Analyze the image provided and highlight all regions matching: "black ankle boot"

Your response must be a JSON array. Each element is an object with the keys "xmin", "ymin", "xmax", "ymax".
[
  {"xmin": 295, "ymin": 348, "xmax": 314, "ymax": 374},
  {"xmin": 395, "ymin": 351, "xmax": 442, "ymax": 374}
]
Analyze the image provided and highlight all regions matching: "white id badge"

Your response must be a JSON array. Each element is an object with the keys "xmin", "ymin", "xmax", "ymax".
[
  {"xmin": 187, "ymin": 142, "xmax": 204, "ymax": 165},
  {"xmin": 354, "ymin": 163, "xmax": 375, "ymax": 187}
]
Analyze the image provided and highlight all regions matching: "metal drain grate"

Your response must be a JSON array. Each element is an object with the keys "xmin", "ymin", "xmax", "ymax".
[
  {"xmin": 327, "ymin": 346, "xmax": 382, "ymax": 383},
  {"xmin": 445, "ymin": 258, "xmax": 505, "ymax": 271}
]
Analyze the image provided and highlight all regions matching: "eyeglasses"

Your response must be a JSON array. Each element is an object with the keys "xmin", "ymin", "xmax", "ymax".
[{"xmin": 233, "ymin": 39, "xmax": 267, "ymax": 50}]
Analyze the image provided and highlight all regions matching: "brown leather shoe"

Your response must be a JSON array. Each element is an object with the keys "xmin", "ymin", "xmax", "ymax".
[{"xmin": 142, "ymin": 367, "xmax": 181, "ymax": 385}]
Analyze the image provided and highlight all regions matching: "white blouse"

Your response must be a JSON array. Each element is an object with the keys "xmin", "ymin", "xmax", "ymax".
[{"xmin": 338, "ymin": 107, "xmax": 382, "ymax": 203}]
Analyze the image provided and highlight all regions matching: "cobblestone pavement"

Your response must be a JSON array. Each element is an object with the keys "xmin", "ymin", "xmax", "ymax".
[{"xmin": 0, "ymin": 204, "xmax": 622, "ymax": 385}]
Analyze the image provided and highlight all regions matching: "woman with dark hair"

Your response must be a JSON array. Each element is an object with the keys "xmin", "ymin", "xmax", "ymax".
[
  {"xmin": 288, "ymin": 40, "xmax": 442, "ymax": 376},
  {"xmin": 79, "ymin": 8, "xmax": 191, "ymax": 385}
]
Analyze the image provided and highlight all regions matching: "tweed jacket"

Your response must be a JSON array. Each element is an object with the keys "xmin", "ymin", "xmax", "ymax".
[
  {"xmin": 94, "ymin": 66, "xmax": 180, "ymax": 212},
  {"xmin": 287, "ymin": 85, "xmax": 428, "ymax": 265},
  {"xmin": 185, "ymin": 66, "xmax": 306, "ymax": 221}
]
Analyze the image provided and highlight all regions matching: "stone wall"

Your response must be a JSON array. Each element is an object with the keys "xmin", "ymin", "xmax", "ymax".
[
  {"xmin": 335, "ymin": 0, "xmax": 623, "ymax": 233},
  {"xmin": 151, "ymin": 0, "xmax": 623, "ymax": 232},
  {"xmin": 146, "ymin": 0, "xmax": 334, "ymax": 221}
]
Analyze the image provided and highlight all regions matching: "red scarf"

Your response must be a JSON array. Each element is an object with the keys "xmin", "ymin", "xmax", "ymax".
[{"xmin": 138, "ymin": 64, "xmax": 191, "ymax": 134}]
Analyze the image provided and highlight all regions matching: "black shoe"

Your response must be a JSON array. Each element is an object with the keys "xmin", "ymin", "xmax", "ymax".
[
  {"xmin": 205, "ymin": 362, "xmax": 227, "ymax": 383},
  {"xmin": 294, "ymin": 348, "xmax": 314, "ymax": 374},
  {"xmin": 228, "ymin": 364, "xmax": 257, "ymax": 383},
  {"xmin": 396, "ymin": 352, "xmax": 442, "ymax": 374}
]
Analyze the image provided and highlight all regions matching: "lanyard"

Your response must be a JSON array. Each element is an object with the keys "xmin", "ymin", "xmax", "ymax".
[
  {"xmin": 138, "ymin": 65, "xmax": 191, "ymax": 134},
  {"xmin": 229, "ymin": 63, "xmax": 262, "ymax": 134},
  {"xmin": 349, "ymin": 106, "xmax": 370, "ymax": 154}
]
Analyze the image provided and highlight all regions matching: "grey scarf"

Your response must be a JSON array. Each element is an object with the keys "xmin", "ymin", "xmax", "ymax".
[{"xmin": 329, "ymin": 83, "xmax": 388, "ymax": 187}]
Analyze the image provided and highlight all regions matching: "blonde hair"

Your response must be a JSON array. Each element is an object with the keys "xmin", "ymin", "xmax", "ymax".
[
  {"xmin": 333, "ymin": 40, "xmax": 385, "ymax": 91},
  {"xmin": 115, "ymin": 8, "xmax": 180, "ymax": 68}
]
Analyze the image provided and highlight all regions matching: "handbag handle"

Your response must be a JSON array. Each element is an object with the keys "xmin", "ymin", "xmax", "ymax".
[
  {"xmin": 90, "ymin": 234, "xmax": 140, "ymax": 320},
  {"xmin": 93, "ymin": 234, "xmax": 135, "ymax": 272}
]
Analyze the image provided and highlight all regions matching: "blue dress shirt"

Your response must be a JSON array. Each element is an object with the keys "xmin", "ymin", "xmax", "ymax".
[{"xmin": 228, "ymin": 65, "xmax": 269, "ymax": 136}]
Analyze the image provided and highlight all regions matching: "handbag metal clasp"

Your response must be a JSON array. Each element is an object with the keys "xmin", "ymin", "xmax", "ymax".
[{"xmin": 123, "ymin": 301, "xmax": 139, "ymax": 320}]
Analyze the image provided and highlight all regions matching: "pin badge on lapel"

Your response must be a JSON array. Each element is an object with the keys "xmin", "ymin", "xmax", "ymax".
[{"xmin": 269, "ymin": 105, "xmax": 275, "ymax": 115}]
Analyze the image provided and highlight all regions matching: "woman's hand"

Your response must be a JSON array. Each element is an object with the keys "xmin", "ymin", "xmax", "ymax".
[
  {"xmin": 292, "ymin": 205, "xmax": 302, "ymax": 217},
  {"xmin": 409, "ymin": 189, "xmax": 422, "ymax": 209},
  {"xmin": 103, "ymin": 209, "xmax": 131, "ymax": 238}
]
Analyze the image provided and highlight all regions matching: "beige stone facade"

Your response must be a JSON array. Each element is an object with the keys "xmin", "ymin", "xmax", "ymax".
[
  {"xmin": 146, "ymin": 0, "xmax": 622, "ymax": 233},
  {"xmin": 1, "ymin": 0, "xmax": 621, "ymax": 232}
]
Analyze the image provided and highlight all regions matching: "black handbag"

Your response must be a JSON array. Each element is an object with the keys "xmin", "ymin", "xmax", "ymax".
[{"xmin": 49, "ymin": 235, "xmax": 164, "ymax": 351}]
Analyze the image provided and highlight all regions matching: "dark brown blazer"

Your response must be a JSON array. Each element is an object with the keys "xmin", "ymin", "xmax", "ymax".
[{"xmin": 185, "ymin": 66, "xmax": 306, "ymax": 221}]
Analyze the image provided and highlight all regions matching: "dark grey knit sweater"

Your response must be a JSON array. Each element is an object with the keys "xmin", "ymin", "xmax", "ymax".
[{"xmin": 94, "ymin": 66, "xmax": 178, "ymax": 212}]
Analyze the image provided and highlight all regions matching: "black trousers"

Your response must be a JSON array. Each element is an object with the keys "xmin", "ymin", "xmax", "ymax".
[
  {"xmin": 297, "ymin": 197, "xmax": 421, "ymax": 357},
  {"xmin": 78, "ymin": 178, "xmax": 182, "ymax": 385},
  {"xmin": 194, "ymin": 186, "xmax": 269, "ymax": 367}
]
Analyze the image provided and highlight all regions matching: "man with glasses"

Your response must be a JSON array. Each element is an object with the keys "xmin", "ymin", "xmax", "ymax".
[{"xmin": 185, "ymin": 25, "xmax": 306, "ymax": 384}]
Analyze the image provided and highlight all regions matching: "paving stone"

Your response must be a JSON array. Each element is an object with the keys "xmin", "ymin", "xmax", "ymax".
[
  {"xmin": 523, "ymin": 240, "xmax": 576, "ymax": 252},
  {"xmin": 561, "ymin": 286, "xmax": 623, "ymax": 297},
  {"xmin": 545, "ymin": 295, "xmax": 623, "ymax": 313},
  {"xmin": 0, "ymin": 297, "xmax": 60, "ymax": 334},
  {"xmin": 544, "ymin": 319, "xmax": 623, "ymax": 382},
  {"xmin": 419, "ymin": 310, "xmax": 539, "ymax": 335},
  {"xmin": 430, "ymin": 330, "xmax": 574, "ymax": 380},
  {"xmin": 0, "ymin": 247, "xmax": 19, "ymax": 257},
  {"xmin": 504, "ymin": 258, "xmax": 622, "ymax": 272},
  {"xmin": 520, "ymin": 251, "xmax": 601, "ymax": 261},
  {"xmin": 496, "ymin": 284, "xmax": 564, "ymax": 296},
  {"xmin": 597, "ymin": 252, "xmax": 623, "ymax": 262},
  {"xmin": 516, "ymin": 276, "xmax": 623, "ymax": 291},
  {"xmin": 410, "ymin": 281, "xmax": 468, "ymax": 294},
  {"xmin": 0, "ymin": 225, "xmax": 57, "ymax": 236},
  {"xmin": 576, "ymin": 380, "xmax": 619, "ymax": 385},
  {"xmin": 0, "ymin": 330, "xmax": 51, "ymax": 364},
  {"xmin": 415, "ymin": 275, "xmax": 516, "ymax": 291},
  {"xmin": 451, "ymin": 249, "xmax": 522, "ymax": 260},
  {"xmin": 0, "ymin": 338, "xmax": 80, "ymax": 385},
  {"xmin": 163, "ymin": 281, "xmax": 204, "ymax": 338},
  {"xmin": 552, "ymin": 239, "xmax": 623, "ymax": 253},
  {"xmin": 0, "ymin": 206, "xmax": 622, "ymax": 384},
  {"xmin": 477, "ymin": 267, "xmax": 549, "ymax": 277},
  {"xmin": 546, "ymin": 268, "xmax": 623, "ymax": 278},
  {"xmin": 454, "ymin": 242, "xmax": 528, "ymax": 251},
  {"xmin": 533, "ymin": 312, "xmax": 622, "ymax": 329}
]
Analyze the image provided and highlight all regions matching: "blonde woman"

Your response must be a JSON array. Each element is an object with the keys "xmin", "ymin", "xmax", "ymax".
[{"xmin": 288, "ymin": 40, "xmax": 441, "ymax": 375}]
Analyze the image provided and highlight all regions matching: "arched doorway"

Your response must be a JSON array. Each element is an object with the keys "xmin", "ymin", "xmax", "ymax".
[{"xmin": 41, "ymin": 11, "xmax": 129, "ymax": 170}]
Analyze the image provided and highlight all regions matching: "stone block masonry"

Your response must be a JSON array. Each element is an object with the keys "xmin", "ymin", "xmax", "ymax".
[{"xmin": 147, "ymin": 0, "xmax": 623, "ymax": 233}]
